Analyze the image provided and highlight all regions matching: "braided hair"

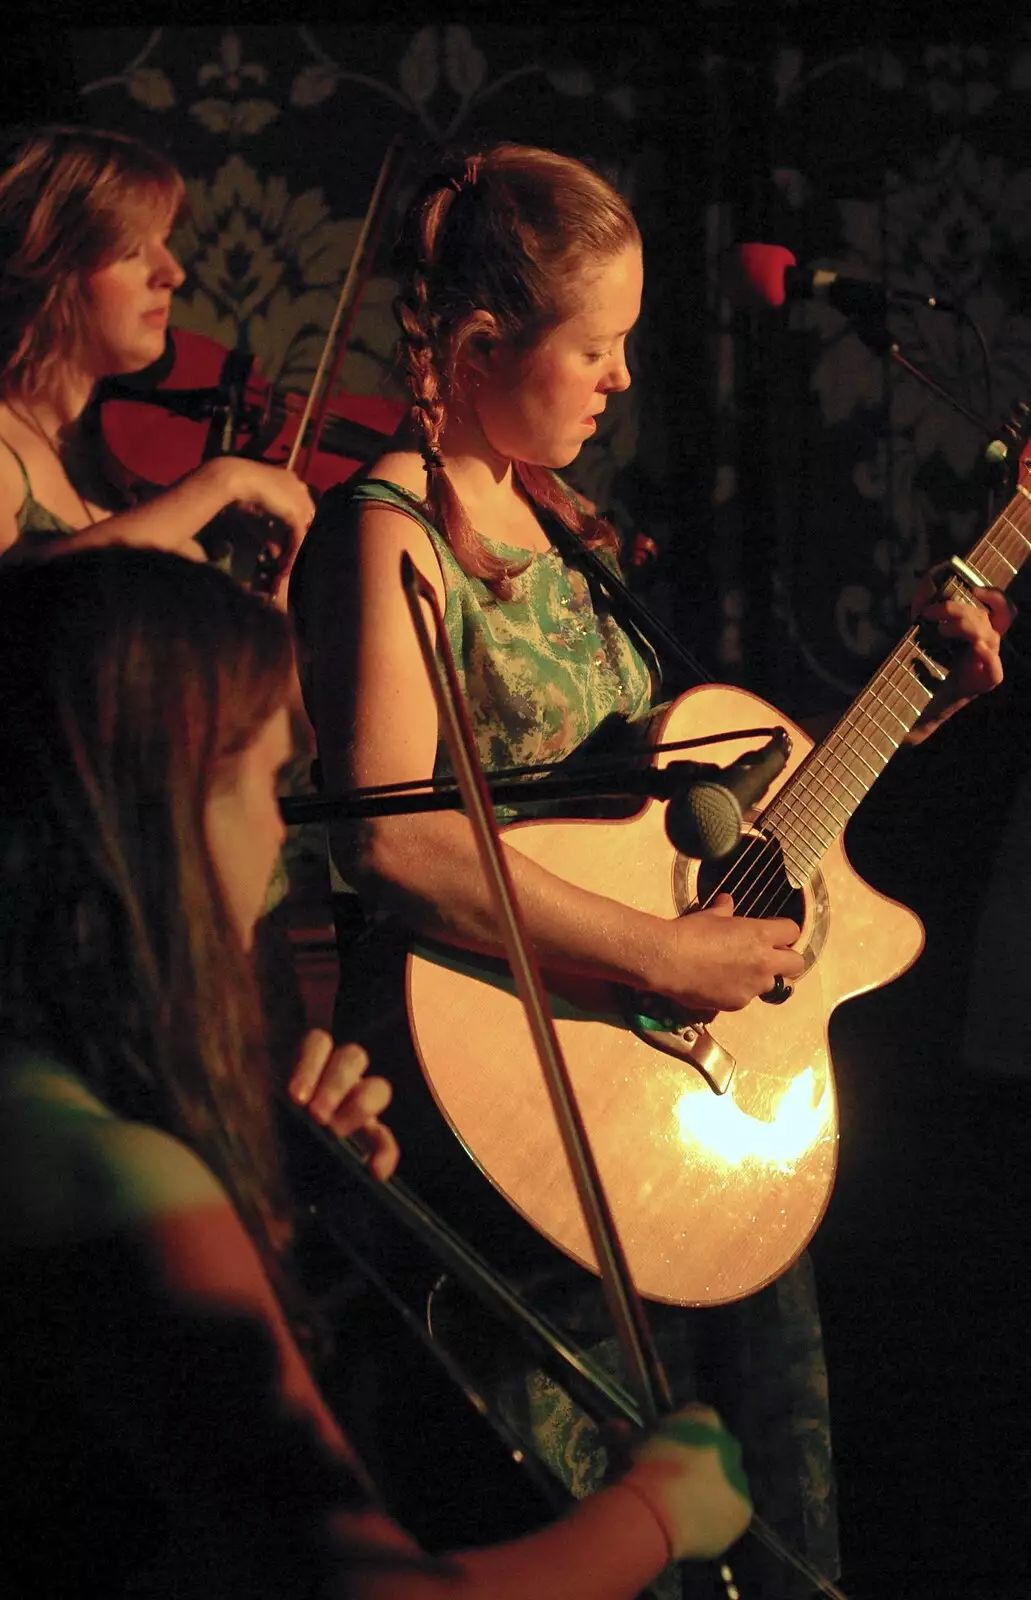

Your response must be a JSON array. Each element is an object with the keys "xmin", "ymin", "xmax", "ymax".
[{"xmin": 393, "ymin": 144, "xmax": 639, "ymax": 596}]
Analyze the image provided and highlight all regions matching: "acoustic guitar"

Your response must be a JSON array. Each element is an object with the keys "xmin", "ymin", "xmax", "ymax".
[{"xmin": 407, "ymin": 471, "xmax": 1030, "ymax": 1308}]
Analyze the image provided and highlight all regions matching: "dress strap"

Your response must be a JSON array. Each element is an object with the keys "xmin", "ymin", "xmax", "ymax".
[
  {"xmin": 0, "ymin": 434, "xmax": 77, "ymax": 540},
  {"xmin": 0, "ymin": 433, "xmax": 33, "ymax": 504},
  {"xmin": 348, "ymin": 477, "xmax": 441, "ymax": 541}
]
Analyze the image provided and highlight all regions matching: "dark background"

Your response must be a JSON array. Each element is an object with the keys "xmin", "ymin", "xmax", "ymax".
[{"xmin": 6, "ymin": 5, "xmax": 1031, "ymax": 1595}]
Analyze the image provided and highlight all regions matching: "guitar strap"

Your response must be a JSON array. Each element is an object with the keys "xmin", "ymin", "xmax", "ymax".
[{"xmin": 546, "ymin": 521, "xmax": 712, "ymax": 692}]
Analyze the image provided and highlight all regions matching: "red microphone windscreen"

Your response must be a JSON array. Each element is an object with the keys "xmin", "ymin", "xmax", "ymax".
[{"xmin": 723, "ymin": 243, "xmax": 797, "ymax": 309}]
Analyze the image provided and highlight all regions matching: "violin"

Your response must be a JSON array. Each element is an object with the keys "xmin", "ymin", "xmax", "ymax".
[
  {"xmin": 92, "ymin": 137, "xmax": 411, "ymax": 597},
  {"xmin": 93, "ymin": 328, "xmax": 404, "ymax": 593},
  {"xmin": 95, "ymin": 328, "xmax": 404, "ymax": 499}
]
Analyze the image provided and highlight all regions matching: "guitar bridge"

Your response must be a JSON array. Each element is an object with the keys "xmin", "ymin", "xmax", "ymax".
[{"xmin": 626, "ymin": 994, "xmax": 736, "ymax": 1094}]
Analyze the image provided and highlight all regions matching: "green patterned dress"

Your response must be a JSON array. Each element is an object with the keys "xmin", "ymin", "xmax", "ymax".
[
  {"xmin": 0, "ymin": 438, "xmax": 78, "ymax": 542},
  {"xmin": 304, "ymin": 477, "xmax": 837, "ymax": 1600},
  {"xmin": 333, "ymin": 477, "xmax": 658, "ymax": 813}
]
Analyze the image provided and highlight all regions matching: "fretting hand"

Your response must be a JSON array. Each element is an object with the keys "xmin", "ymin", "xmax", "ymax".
[
  {"xmin": 906, "ymin": 574, "xmax": 1012, "ymax": 744},
  {"xmin": 287, "ymin": 1030, "xmax": 399, "ymax": 1180}
]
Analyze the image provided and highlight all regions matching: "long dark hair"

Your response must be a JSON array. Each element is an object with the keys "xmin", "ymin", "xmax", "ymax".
[
  {"xmin": 0, "ymin": 124, "xmax": 184, "ymax": 399},
  {"xmin": 0, "ymin": 547, "xmax": 294, "ymax": 1284},
  {"xmin": 394, "ymin": 142, "xmax": 640, "ymax": 595}
]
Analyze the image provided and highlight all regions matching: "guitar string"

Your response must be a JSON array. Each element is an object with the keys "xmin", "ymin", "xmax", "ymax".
[
  {"xmin": 690, "ymin": 623, "xmax": 935, "ymax": 917},
  {"xmin": 760, "ymin": 661, "xmax": 915, "ymax": 888},
  {"xmin": 695, "ymin": 500, "xmax": 1031, "ymax": 923},
  {"xmin": 757, "ymin": 486, "xmax": 1031, "ymax": 912},
  {"xmin": 699, "ymin": 636, "xmax": 928, "ymax": 921},
  {"xmin": 763, "ymin": 653, "xmax": 925, "ymax": 891},
  {"xmin": 724, "ymin": 611, "xmax": 981, "ymax": 923}
]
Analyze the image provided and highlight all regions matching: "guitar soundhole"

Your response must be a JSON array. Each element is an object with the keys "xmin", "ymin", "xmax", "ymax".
[
  {"xmin": 696, "ymin": 833, "xmax": 804, "ymax": 925},
  {"xmin": 673, "ymin": 831, "xmax": 828, "ymax": 974}
]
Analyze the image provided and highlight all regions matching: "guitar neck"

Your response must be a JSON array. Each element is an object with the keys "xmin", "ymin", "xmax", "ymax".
[{"xmin": 762, "ymin": 476, "xmax": 1031, "ymax": 888}]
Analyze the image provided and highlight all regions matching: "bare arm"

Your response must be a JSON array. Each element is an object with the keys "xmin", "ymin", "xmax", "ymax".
[
  {"xmin": 357, "ymin": 1485, "xmax": 673, "ymax": 1600},
  {"xmin": 84, "ymin": 456, "xmax": 313, "ymax": 558},
  {"xmin": 0, "ymin": 453, "xmax": 313, "ymax": 602},
  {"xmin": 304, "ymin": 503, "xmax": 802, "ymax": 1013}
]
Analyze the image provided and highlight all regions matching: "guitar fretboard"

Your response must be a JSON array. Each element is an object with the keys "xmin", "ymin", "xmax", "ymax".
[{"xmin": 762, "ymin": 477, "xmax": 1031, "ymax": 887}]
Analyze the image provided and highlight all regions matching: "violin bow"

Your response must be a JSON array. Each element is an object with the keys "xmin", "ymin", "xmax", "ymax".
[
  {"xmin": 398, "ymin": 552, "xmax": 850, "ymax": 1600},
  {"xmin": 288, "ymin": 136, "xmax": 409, "ymax": 483}
]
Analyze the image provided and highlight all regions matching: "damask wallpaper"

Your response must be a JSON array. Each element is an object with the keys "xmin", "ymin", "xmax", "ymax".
[
  {"xmin": 65, "ymin": 22, "xmax": 680, "ymax": 899},
  {"xmin": 5, "ymin": 18, "xmax": 1031, "ymax": 1592},
  {"xmin": 705, "ymin": 42, "xmax": 1031, "ymax": 707},
  {"xmin": 59, "ymin": 25, "xmax": 1031, "ymax": 719},
  {"xmin": 33, "ymin": 21, "xmax": 1028, "ymax": 906}
]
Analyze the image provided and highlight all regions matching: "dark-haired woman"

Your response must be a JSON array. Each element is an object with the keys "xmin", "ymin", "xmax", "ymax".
[
  {"xmin": 0, "ymin": 124, "xmax": 312, "ymax": 594},
  {"xmin": 0, "ymin": 544, "xmax": 753, "ymax": 1599},
  {"xmin": 292, "ymin": 143, "xmax": 1007, "ymax": 1596}
]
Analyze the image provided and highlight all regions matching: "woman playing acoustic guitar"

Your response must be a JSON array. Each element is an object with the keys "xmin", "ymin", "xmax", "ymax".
[
  {"xmin": 0, "ymin": 124, "xmax": 313, "ymax": 596},
  {"xmin": 292, "ymin": 143, "xmax": 1008, "ymax": 1597}
]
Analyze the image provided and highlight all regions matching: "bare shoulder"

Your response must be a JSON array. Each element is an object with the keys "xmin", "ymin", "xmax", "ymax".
[
  {"xmin": 354, "ymin": 495, "xmax": 444, "ymax": 615},
  {"xmin": 301, "ymin": 463, "xmax": 440, "ymax": 610},
  {"xmin": 0, "ymin": 1082, "xmax": 229, "ymax": 1251},
  {"xmin": 335, "ymin": 451, "xmax": 441, "ymax": 600},
  {"xmin": 0, "ymin": 413, "xmax": 27, "ymax": 553},
  {"xmin": 90, "ymin": 1118, "xmax": 230, "ymax": 1224},
  {"xmin": 365, "ymin": 445, "xmax": 428, "ymax": 500},
  {"xmin": 305, "ymin": 447, "xmax": 427, "ymax": 561},
  {"xmin": 296, "ymin": 450, "xmax": 443, "ymax": 654}
]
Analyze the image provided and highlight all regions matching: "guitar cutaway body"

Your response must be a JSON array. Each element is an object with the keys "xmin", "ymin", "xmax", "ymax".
[{"xmin": 408, "ymin": 683, "xmax": 925, "ymax": 1305}]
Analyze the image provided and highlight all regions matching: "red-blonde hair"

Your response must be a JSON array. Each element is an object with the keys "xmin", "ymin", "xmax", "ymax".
[
  {"xmin": 0, "ymin": 548, "xmax": 294, "ymax": 1291},
  {"xmin": 393, "ymin": 143, "xmax": 640, "ymax": 594},
  {"xmin": 0, "ymin": 124, "xmax": 184, "ymax": 399}
]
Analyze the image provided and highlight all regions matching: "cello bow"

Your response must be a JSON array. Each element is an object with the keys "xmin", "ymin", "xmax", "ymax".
[{"xmin": 400, "ymin": 550, "xmax": 672, "ymax": 1426}]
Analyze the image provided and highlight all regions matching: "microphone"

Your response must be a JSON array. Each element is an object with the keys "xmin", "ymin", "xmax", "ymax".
[
  {"xmin": 663, "ymin": 730, "xmax": 791, "ymax": 861},
  {"xmin": 725, "ymin": 243, "xmax": 955, "ymax": 317}
]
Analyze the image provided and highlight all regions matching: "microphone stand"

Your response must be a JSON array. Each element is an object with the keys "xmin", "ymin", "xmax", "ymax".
[
  {"xmin": 279, "ymin": 727, "xmax": 786, "ymax": 827},
  {"xmin": 849, "ymin": 313, "xmax": 1022, "ymax": 527}
]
